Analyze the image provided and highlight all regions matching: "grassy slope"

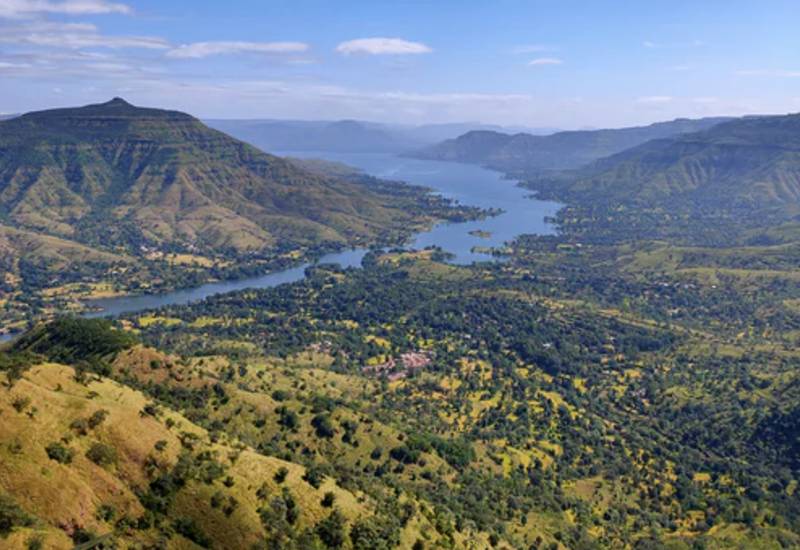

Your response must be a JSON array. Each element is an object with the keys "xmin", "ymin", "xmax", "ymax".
[{"xmin": 0, "ymin": 362, "xmax": 372, "ymax": 549}]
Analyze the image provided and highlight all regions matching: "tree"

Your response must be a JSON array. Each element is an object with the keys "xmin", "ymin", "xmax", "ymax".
[
  {"xmin": 0, "ymin": 494, "xmax": 33, "ymax": 535},
  {"xmin": 86, "ymin": 442, "xmax": 117, "ymax": 466},
  {"xmin": 349, "ymin": 516, "xmax": 400, "ymax": 550},
  {"xmin": 315, "ymin": 509, "xmax": 346, "ymax": 549},
  {"xmin": 312, "ymin": 414, "xmax": 335, "ymax": 439},
  {"xmin": 45, "ymin": 442, "xmax": 74, "ymax": 464},
  {"xmin": 274, "ymin": 467, "xmax": 289, "ymax": 484}
]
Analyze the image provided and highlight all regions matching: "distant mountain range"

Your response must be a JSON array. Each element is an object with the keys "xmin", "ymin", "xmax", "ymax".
[
  {"xmin": 412, "ymin": 117, "xmax": 734, "ymax": 172},
  {"xmin": 205, "ymin": 118, "xmax": 558, "ymax": 154}
]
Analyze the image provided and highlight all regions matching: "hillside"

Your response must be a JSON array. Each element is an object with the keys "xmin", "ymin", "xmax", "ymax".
[
  {"xmin": 413, "ymin": 117, "xmax": 732, "ymax": 172},
  {"xmin": 526, "ymin": 113, "xmax": 800, "ymax": 244},
  {"xmin": 0, "ymin": 98, "xmax": 451, "ymax": 255},
  {"xmin": 0, "ymin": 318, "xmax": 493, "ymax": 549},
  {"xmin": 0, "ymin": 99, "xmax": 474, "ymax": 327}
]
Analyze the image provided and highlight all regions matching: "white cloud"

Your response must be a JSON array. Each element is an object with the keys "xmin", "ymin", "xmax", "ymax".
[
  {"xmin": 644, "ymin": 39, "xmax": 704, "ymax": 49},
  {"xmin": 512, "ymin": 44, "xmax": 554, "ymax": 54},
  {"xmin": 336, "ymin": 37, "xmax": 432, "ymax": 55},
  {"xmin": 0, "ymin": 61, "xmax": 32, "ymax": 69},
  {"xmin": 528, "ymin": 57, "xmax": 562, "ymax": 66},
  {"xmin": 0, "ymin": 0, "xmax": 130, "ymax": 18},
  {"xmin": 735, "ymin": 69, "xmax": 800, "ymax": 78},
  {"xmin": 636, "ymin": 96, "xmax": 673, "ymax": 104},
  {"xmin": 166, "ymin": 41, "xmax": 309, "ymax": 59},
  {"xmin": 0, "ymin": 21, "xmax": 169, "ymax": 49}
]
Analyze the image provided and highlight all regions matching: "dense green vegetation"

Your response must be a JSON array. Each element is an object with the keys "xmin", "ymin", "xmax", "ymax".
[
  {"xmin": 105, "ymin": 237, "xmax": 797, "ymax": 548},
  {"xmin": 524, "ymin": 113, "xmax": 800, "ymax": 246}
]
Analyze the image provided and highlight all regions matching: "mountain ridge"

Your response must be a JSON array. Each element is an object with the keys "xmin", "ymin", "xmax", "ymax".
[{"xmin": 413, "ymin": 116, "xmax": 735, "ymax": 172}]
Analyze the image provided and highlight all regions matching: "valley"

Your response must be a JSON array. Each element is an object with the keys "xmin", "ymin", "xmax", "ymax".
[{"xmin": 2, "ymin": 82, "xmax": 800, "ymax": 550}]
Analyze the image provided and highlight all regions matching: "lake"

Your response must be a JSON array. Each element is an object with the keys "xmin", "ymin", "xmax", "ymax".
[{"xmin": 5, "ymin": 153, "xmax": 561, "ymax": 333}]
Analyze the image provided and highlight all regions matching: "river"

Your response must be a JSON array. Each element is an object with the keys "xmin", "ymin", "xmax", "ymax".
[{"xmin": 3, "ymin": 153, "xmax": 561, "ymax": 337}]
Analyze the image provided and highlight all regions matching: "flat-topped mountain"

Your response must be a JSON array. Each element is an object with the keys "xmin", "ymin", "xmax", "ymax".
[
  {"xmin": 0, "ymin": 99, "xmax": 471, "ymax": 321},
  {"xmin": 0, "ymin": 98, "xmax": 438, "ymax": 254},
  {"xmin": 414, "ymin": 117, "xmax": 733, "ymax": 172}
]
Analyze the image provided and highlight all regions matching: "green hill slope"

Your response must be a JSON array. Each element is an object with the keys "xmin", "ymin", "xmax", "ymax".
[
  {"xmin": 0, "ymin": 318, "xmax": 490, "ymax": 549},
  {"xmin": 0, "ymin": 99, "xmax": 473, "ymax": 327},
  {"xmin": 0, "ymin": 98, "xmax": 445, "ymax": 254},
  {"xmin": 413, "ymin": 117, "xmax": 731, "ymax": 172},
  {"xmin": 550, "ymin": 114, "xmax": 800, "ymax": 208},
  {"xmin": 521, "ymin": 113, "xmax": 800, "ymax": 245}
]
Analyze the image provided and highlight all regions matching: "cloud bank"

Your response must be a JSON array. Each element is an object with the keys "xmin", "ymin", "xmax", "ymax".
[
  {"xmin": 337, "ymin": 37, "xmax": 432, "ymax": 55},
  {"xmin": 0, "ymin": 0, "xmax": 131, "ymax": 18},
  {"xmin": 528, "ymin": 57, "xmax": 562, "ymax": 66},
  {"xmin": 167, "ymin": 41, "xmax": 310, "ymax": 59}
]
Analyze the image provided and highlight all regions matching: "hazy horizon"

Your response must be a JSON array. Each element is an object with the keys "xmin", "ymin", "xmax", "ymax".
[{"xmin": 1, "ymin": 0, "xmax": 799, "ymax": 129}]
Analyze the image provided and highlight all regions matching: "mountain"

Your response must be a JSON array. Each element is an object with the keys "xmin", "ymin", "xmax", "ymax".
[
  {"xmin": 547, "ymin": 113, "xmax": 800, "ymax": 209},
  {"xmin": 394, "ymin": 122, "xmax": 558, "ymax": 145},
  {"xmin": 520, "ymin": 113, "xmax": 800, "ymax": 246},
  {"xmin": 413, "ymin": 117, "xmax": 733, "ymax": 172},
  {"xmin": 0, "ymin": 98, "xmax": 442, "ymax": 253},
  {"xmin": 205, "ymin": 119, "xmax": 558, "ymax": 155}
]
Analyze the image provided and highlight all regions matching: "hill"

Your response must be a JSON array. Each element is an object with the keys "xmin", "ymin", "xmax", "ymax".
[
  {"xmin": 0, "ymin": 99, "xmax": 474, "ymax": 326},
  {"xmin": 93, "ymin": 245, "xmax": 800, "ymax": 549},
  {"xmin": 526, "ymin": 113, "xmax": 800, "ymax": 244},
  {"xmin": 0, "ymin": 98, "xmax": 451, "ymax": 255},
  {"xmin": 413, "ymin": 117, "xmax": 732, "ymax": 172},
  {"xmin": 0, "ymin": 318, "xmax": 494, "ymax": 549}
]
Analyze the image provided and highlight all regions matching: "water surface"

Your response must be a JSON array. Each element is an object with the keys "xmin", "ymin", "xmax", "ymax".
[{"xmin": 21, "ymin": 153, "xmax": 561, "ymax": 326}]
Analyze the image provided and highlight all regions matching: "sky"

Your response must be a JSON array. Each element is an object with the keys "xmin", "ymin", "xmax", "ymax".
[{"xmin": 0, "ymin": 0, "xmax": 799, "ymax": 129}]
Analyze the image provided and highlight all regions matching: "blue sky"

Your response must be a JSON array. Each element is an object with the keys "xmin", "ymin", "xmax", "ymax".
[{"xmin": 1, "ymin": 0, "xmax": 798, "ymax": 128}]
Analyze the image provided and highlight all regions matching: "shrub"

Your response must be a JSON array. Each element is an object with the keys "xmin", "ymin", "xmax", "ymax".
[
  {"xmin": 174, "ymin": 517, "xmax": 211, "ymax": 548},
  {"xmin": 311, "ymin": 414, "xmax": 335, "ymax": 439},
  {"xmin": 86, "ymin": 442, "xmax": 117, "ymax": 466},
  {"xmin": 274, "ymin": 467, "xmax": 289, "ymax": 484},
  {"xmin": 11, "ymin": 396, "xmax": 31, "ymax": 413},
  {"xmin": 45, "ymin": 442, "xmax": 74, "ymax": 464},
  {"xmin": 321, "ymin": 492, "xmax": 336, "ymax": 508},
  {"xmin": 315, "ymin": 509, "xmax": 346, "ymax": 549},
  {"xmin": 0, "ymin": 494, "xmax": 34, "ymax": 535},
  {"xmin": 87, "ymin": 409, "xmax": 109, "ymax": 429},
  {"xmin": 303, "ymin": 465, "xmax": 325, "ymax": 489},
  {"xmin": 70, "ymin": 418, "xmax": 89, "ymax": 436}
]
